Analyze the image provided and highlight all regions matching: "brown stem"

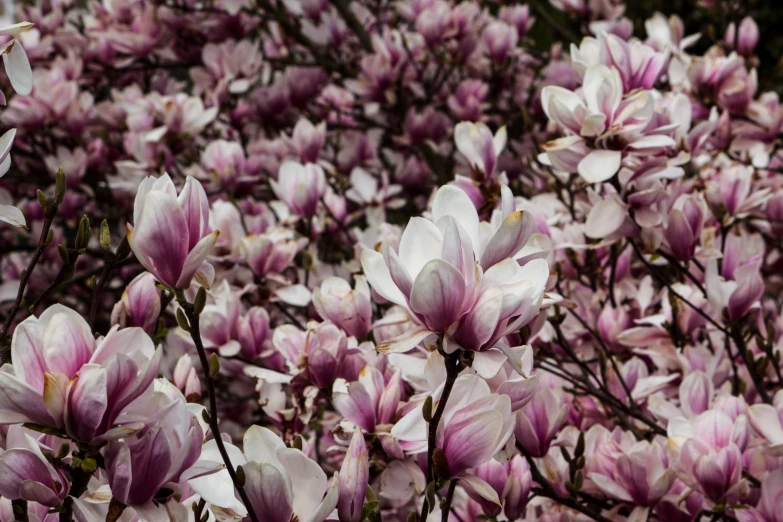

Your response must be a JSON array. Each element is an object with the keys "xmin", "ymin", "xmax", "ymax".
[
  {"xmin": 0, "ymin": 200, "xmax": 59, "ymax": 363},
  {"xmin": 332, "ymin": 0, "xmax": 373, "ymax": 52},
  {"xmin": 732, "ymin": 327, "xmax": 772, "ymax": 403},
  {"xmin": 631, "ymin": 241, "xmax": 728, "ymax": 334},
  {"xmin": 518, "ymin": 445, "xmax": 612, "ymax": 522},
  {"xmin": 175, "ymin": 290, "xmax": 260, "ymax": 522},
  {"xmin": 419, "ymin": 347, "xmax": 461, "ymax": 522},
  {"xmin": 441, "ymin": 480, "xmax": 457, "ymax": 522}
]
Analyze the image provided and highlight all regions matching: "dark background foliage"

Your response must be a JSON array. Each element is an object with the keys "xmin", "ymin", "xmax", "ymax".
[{"xmin": 521, "ymin": 0, "xmax": 783, "ymax": 94}]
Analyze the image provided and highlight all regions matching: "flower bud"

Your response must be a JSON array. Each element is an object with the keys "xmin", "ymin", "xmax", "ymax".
[
  {"xmin": 271, "ymin": 160, "xmax": 326, "ymax": 217},
  {"xmin": 292, "ymin": 118, "xmax": 326, "ymax": 164},
  {"xmin": 111, "ymin": 272, "xmax": 163, "ymax": 334},
  {"xmin": 482, "ymin": 21, "xmax": 518, "ymax": 62},
  {"xmin": 514, "ymin": 387, "xmax": 568, "ymax": 458},
  {"xmin": 127, "ymin": 174, "xmax": 219, "ymax": 290},
  {"xmin": 312, "ymin": 276, "xmax": 372, "ymax": 339},
  {"xmin": 338, "ymin": 430, "xmax": 369, "ymax": 522}
]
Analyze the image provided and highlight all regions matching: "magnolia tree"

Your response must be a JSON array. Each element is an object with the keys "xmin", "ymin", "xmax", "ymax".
[{"xmin": 0, "ymin": 0, "xmax": 782, "ymax": 521}]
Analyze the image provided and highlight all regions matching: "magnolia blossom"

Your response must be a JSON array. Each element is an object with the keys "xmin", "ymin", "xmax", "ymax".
[
  {"xmin": 191, "ymin": 426, "xmax": 338, "ymax": 522},
  {"xmin": 110, "ymin": 272, "xmax": 162, "ymax": 334},
  {"xmin": 454, "ymin": 121, "xmax": 507, "ymax": 180},
  {"xmin": 338, "ymin": 430, "xmax": 369, "ymax": 522},
  {"xmin": 127, "ymin": 174, "xmax": 219, "ymax": 290},
  {"xmin": 312, "ymin": 276, "xmax": 372, "ymax": 339},
  {"xmin": 541, "ymin": 63, "xmax": 676, "ymax": 183},
  {"xmin": 103, "ymin": 380, "xmax": 217, "ymax": 520},
  {"xmin": 589, "ymin": 439, "xmax": 675, "ymax": 510},
  {"xmin": 0, "ymin": 305, "xmax": 161, "ymax": 444},
  {"xmin": 361, "ymin": 185, "xmax": 548, "ymax": 367},
  {"xmin": 333, "ymin": 365, "xmax": 403, "ymax": 435},
  {"xmin": 271, "ymin": 160, "xmax": 326, "ymax": 217},
  {"xmin": 392, "ymin": 375, "xmax": 514, "ymax": 500},
  {"xmin": 668, "ymin": 409, "xmax": 749, "ymax": 504},
  {"xmin": 0, "ymin": 426, "xmax": 69, "ymax": 507},
  {"xmin": 290, "ymin": 118, "xmax": 326, "ymax": 164},
  {"xmin": 239, "ymin": 228, "xmax": 303, "ymax": 278}
]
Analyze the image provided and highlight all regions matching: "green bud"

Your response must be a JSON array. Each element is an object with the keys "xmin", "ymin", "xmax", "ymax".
[
  {"xmin": 76, "ymin": 216, "xmax": 91, "ymax": 250},
  {"xmin": 575, "ymin": 431, "xmax": 585, "ymax": 459},
  {"xmin": 209, "ymin": 353, "xmax": 220, "ymax": 378},
  {"xmin": 56, "ymin": 442, "xmax": 70, "ymax": 460},
  {"xmin": 36, "ymin": 189, "xmax": 47, "ymax": 211},
  {"xmin": 425, "ymin": 482, "xmax": 436, "ymax": 513},
  {"xmin": 100, "ymin": 219, "xmax": 111, "ymax": 250},
  {"xmin": 194, "ymin": 287, "xmax": 207, "ymax": 315},
  {"xmin": 422, "ymin": 396, "xmax": 433, "ymax": 423},
  {"xmin": 57, "ymin": 244, "xmax": 69, "ymax": 264},
  {"xmin": 176, "ymin": 308, "xmax": 191, "ymax": 332},
  {"xmin": 81, "ymin": 457, "xmax": 98, "ymax": 473},
  {"xmin": 432, "ymin": 448, "xmax": 450, "ymax": 481}
]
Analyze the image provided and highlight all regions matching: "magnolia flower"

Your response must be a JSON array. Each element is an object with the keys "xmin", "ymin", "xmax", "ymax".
[
  {"xmin": 589, "ymin": 440, "xmax": 675, "ymax": 509},
  {"xmin": 190, "ymin": 426, "xmax": 338, "ymax": 522},
  {"xmin": 392, "ymin": 375, "xmax": 514, "ymax": 503},
  {"xmin": 103, "ymin": 380, "xmax": 216, "ymax": 520},
  {"xmin": 541, "ymin": 64, "xmax": 676, "ymax": 183},
  {"xmin": 735, "ymin": 469, "xmax": 783, "ymax": 522},
  {"xmin": 0, "ymin": 426, "xmax": 69, "ymax": 507},
  {"xmin": 338, "ymin": 430, "xmax": 369, "ymax": 522},
  {"xmin": 454, "ymin": 121, "xmax": 507, "ymax": 180},
  {"xmin": 273, "ymin": 322, "xmax": 351, "ymax": 387},
  {"xmin": 291, "ymin": 118, "xmax": 326, "ymax": 164},
  {"xmin": 127, "ymin": 174, "xmax": 219, "ymax": 290},
  {"xmin": 570, "ymin": 32, "xmax": 669, "ymax": 91},
  {"xmin": 725, "ymin": 17, "xmax": 759, "ymax": 57},
  {"xmin": 748, "ymin": 390, "xmax": 783, "ymax": 454},
  {"xmin": 361, "ymin": 185, "xmax": 548, "ymax": 367},
  {"xmin": 0, "ymin": 23, "xmax": 34, "ymax": 228},
  {"xmin": 0, "ymin": 129, "xmax": 23, "ymax": 228},
  {"xmin": 514, "ymin": 386, "xmax": 568, "ymax": 458},
  {"xmin": 110, "ymin": 272, "xmax": 162, "ymax": 334},
  {"xmin": 271, "ymin": 160, "xmax": 326, "ymax": 217},
  {"xmin": 312, "ymin": 276, "xmax": 373, "ymax": 339},
  {"xmin": 239, "ymin": 228, "xmax": 302, "ymax": 277},
  {"xmin": 333, "ymin": 365, "xmax": 403, "ymax": 434},
  {"xmin": 482, "ymin": 21, "xmax": 518, "ymax": 62},
  {"xmin": 0, "ymin": 305, "xmax": 161, "ymax": 444},
  {"xmin": 468, "ymin": 456, "xmax": 532, "ymax": 519},
  {"xmin": 668, "ymin": 410, "xmax": 749, "ymax": 504}
]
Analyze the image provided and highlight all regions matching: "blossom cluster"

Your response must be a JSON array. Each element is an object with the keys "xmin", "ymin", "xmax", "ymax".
[{"xmin": 0, "ymin": 0, "xmax": 781, "ymax": 521}]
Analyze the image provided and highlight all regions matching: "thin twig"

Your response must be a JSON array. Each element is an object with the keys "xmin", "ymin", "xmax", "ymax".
[
  {"xmin": 332, "ymin": 0, "xmax": 373, "ymax": 52},
  {"xmin": 0, "ymin": 199, "xmax": 59, "ymax": 363},
  {"xmin": 175, "ymin": 290, "xmax": 260, "ymax": 522},
  {"xmin": 518, "ymin": 445, "xmax": 612, "ymax": 522},
  {"xmin": 419, "ymin": 347, "xmax": 461, "ymax": 522}
]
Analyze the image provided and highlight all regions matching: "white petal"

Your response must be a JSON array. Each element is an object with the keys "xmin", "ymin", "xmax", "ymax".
[
  {"xmin": 3, "ymin": 40, "xmax": 32, "ymax": 96},
  {"xmin": 360, "ymin": 250, "xmax": 407, "ymax": 308},
  {"xmin": 584, "ymin": 197, "xmax": 627, "ymax": 239},
  {"xmin": 578, "ymin": 149, "xmax": 622, "ymax": 184},
  {"xmin": 431, "ymin": 186, "xmax": 480, "ymax": 258},
  {"xmin": 0, "ymin": 204, "xmax": 26, "ymax": 228}
]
